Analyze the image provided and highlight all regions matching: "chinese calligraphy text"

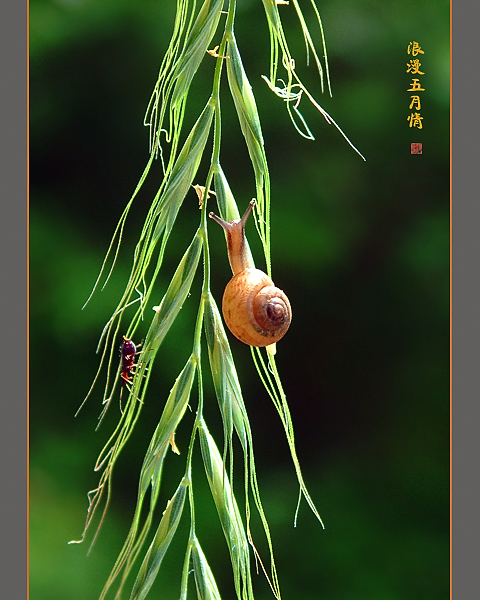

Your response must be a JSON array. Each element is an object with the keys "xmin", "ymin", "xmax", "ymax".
[{"xmin": 407, "ymin": 41, "xmax": 425, "ymax": 153}]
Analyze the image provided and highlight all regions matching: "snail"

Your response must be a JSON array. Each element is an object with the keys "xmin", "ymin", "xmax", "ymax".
[{"xmin": 209, "ymin": 200, "xmax": 292, "ymax": 347}]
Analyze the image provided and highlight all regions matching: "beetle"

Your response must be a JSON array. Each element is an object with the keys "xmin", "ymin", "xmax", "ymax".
[{"xmin": 120, "ymin": 335, "xmax": 141, "ymax": 385}]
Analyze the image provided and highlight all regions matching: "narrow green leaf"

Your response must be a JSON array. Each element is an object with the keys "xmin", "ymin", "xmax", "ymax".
[
  {"xmin": 225, "ymin": 34, "xmax": 271, "ymax": 274},
  {"xmin": 153, "ymin": 100, "xmax": 215, "ymax": 224},
  {"xmin": 213, "ymin": 165, "xmax": 241, "ymax": 221},
  {"xmin": 192, "ymin": 538, "xmax": 223, "ymax": 600},
  {"xmin": 226, "ymin": 35, "xmax": 267, "ymax": 181},
  {"xmin": 171, "ymin": 0, "xmax": 224, "ymax": 107},
  {"xmin": 140, "ymin": 356, "xmax": 196, "ymax": 493},
  {"xmin": 252, "ymin": 347, "xmax": 325, "ymax": 529},
  {"xmin": 204, "ymin": 292, "xmax": 248, "ymax": 451},
  {"xmin": 213, "ymin": 167, "xmax": 255, "ymax": 269},
  {"xmin": 146, "ymin": 230, "xmax": 202, "ymax": 352},
  {"xmin": 199, "ymin": 420, "xmax": 253, "ymax": 600},
  {"xmin": 129, "ymin": 478, "xmax": 188, "ymax": 600}
]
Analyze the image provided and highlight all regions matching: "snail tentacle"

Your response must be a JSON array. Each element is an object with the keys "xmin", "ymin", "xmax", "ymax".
[{"xmin": 210, "ymin": 201, "xmax": 292, "ymax": 347}]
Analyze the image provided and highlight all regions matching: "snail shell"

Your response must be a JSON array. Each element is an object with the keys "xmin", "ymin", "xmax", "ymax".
[
  {"xmin": 210, "ymin": 200, "xmax": 292, "ymax": 347},
  {"xmin": 222, "ymin": 268, "xmax": 292, "ymax": 346}
]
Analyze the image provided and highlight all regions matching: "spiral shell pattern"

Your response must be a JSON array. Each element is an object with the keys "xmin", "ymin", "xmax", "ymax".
[{"xmin": 222, "ymin": 268, "xmax": 292, "ymax": 347}]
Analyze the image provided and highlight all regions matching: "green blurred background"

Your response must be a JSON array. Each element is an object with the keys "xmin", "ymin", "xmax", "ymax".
[{"xmin": 29, "ymin": 0, "xmax": 450, "ymax": 598}]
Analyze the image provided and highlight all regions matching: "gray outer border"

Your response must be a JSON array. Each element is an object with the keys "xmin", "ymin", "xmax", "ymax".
[
  {"xmin": 0, "ymin": 2, "xmax": 28, "ymax": 598},
  {"xmin": 452, "ymin": 1, "xmax": 476, "ymax": 598}
]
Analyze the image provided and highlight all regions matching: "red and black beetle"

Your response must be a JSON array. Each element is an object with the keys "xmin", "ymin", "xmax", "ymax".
[{"xmin": 120, "ymin": 335, "xmax": 140, "ymax": 384}]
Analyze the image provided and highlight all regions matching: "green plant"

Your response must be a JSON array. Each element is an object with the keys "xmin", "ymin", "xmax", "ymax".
[{"xmin": 70, "ymin": 1, "xmax": 363, "ymax": 598}]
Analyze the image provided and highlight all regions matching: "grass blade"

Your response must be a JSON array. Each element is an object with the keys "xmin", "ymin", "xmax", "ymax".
[
  {"xmin": 129, "ymin": 478, "xmax": 188, "ymax": 600},
  {"xmin": 192, "ymin": 537, "xmax": 223, "ymax": 600}
]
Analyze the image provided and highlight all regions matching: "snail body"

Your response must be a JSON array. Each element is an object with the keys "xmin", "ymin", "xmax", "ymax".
[{"xmin": 209, "ymin": 200, "xmax": 292, "ymax": 347}]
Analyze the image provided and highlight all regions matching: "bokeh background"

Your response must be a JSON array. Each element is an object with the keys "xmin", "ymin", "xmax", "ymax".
[{"xmin": 29, "ymin": 1, "xmax": 450, "ymax": 599}]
